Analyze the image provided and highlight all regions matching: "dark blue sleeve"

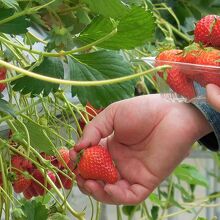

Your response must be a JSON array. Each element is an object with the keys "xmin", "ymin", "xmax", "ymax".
[{"xmin": 192, "ymin": 83, "xmax": 220, "ymax": 151}]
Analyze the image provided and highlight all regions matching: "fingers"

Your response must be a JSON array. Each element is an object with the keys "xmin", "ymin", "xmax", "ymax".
[
  {"xmin": 206, "ymin": 84, "xmax": 220, "ymax": 111},
  {"xmin": 77, "ymin": 177, "xmax": 152, "ymax": 205},
  {"xmin": 75, "ymin": 104, "xmax": 117, "ymax": 151}
]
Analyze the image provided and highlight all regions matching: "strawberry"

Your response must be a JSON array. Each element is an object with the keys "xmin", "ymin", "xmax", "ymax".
[
  {"xmin": 57, "ymin": 147, "xmax": 70, "ymax": 168},
  {"xmin": 32, "ymin": 169, "xmax": 56, "ymax": 196},
  {"xmin": 194, "ymin": 15, "xmax": 219, "ymax": 45},
  {"xmin": 13, "ymin": 174, "xmax": 32, "ymax": 193},
  {"xmin": 23, "ymin": 187, "xmax": 33, "ymax": 200},
  {"xmin": 32, "ymin": 169, "xmax": 46, "ymax": 196},
  {"xmin": 63, "ymin": 177, "xmax": 73, "ymax": 189},
  {"xmin": 79, "ymin": 103, "xmax": 103, "ymax": 130},
  {"xmin": 181, "ymin": 43, "xmax": 204, "ymax": 81},
  {"xmin": 47, "ymin": 171, "xmax": 56, "ymax": 190},
  {"xmin": 23, "ymin": 183, "xmax": 38, "ymax": 199},
  {"xmin": 11, "ymin": 154, "xmax": 33, "ymax": 172},
  {"xmin": 210, "ymin": 18, "xmax": 220, "ymax": 47},
  {"xmin": 193, "ymin": 48, "xmax": 220, "ymax": 87},
  {"xmin": 0, "ymin": 67, "xmax": 6, "ymax": 92},
  {"xmin": 156, "ymin": 49, "xmax": 196, "ymax": 99},
  {"xmin": 156, "ymin": 49, "xmax": 183, "ymax": 78},
  {"xmin": 56, "ymin": 171, "xmax": 73, "ymax": 190},
  {"xmin": 77, "ymin": 145, "xmax": 118, "ymax": 184}
]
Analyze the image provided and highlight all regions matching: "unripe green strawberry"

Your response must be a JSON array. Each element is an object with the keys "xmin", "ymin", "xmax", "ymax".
[
  {"xmin": 13, "ymin": 174, "xmax": 32, "ymax": 193},
  {"xmin": 194, "ymin": 15, "xmax": 219, "ymax": 45},
  {"xmin": 77, "ymin": 145, "xmax": 118, "ymax": 184}
]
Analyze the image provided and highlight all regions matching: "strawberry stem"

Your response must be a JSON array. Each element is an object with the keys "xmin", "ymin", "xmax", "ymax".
[{"xmin": 0, "ymin": 59, "xmax": 171, "ymax": 86}]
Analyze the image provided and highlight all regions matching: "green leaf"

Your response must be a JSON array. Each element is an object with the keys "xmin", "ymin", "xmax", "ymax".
[
  {"xmin": 21, "ymin": 200, "xmax": 48, "ymax": 220},
  {"xmin": 69, "ymin": 51, "xmax": 134, "ymax": 108},
  {"xmin": 174, "ymin": 164, "xmax": 208, "ymax": 187},
  {"xmin": 174, "ymin": 183, "xmax": 194, "ymax": 202},
  {"xmin": 151, "ymin": 206, "xmax": 159, "ymax": 220},
  {"xmin": 12, "ymin": 57, "xmax": 64, "ymax": 97},
  {"xmin": 48, "ymin": 213, "xmax": 70, "ymax": 220},
  {"xmin": 122, "ymin": 205, "xmax": 139, "ymax": 216},
  {"xmin": 14, "ymin": 119, "xmax": 55, "ymax": 155},
  {"xmin": 82, "ymin": 0, "xmax": 129, "ymax": 18},
  {"xmin": 11, "ymin": 208, "xmax": 26, "ymax": 220},
  {"xmin": 0, "ymin": 8, "xmax": 30, "ymax": 34},
  {"xmin": 79, "ymin": 7, "xmax": 155, "ymax": 50},
  {"xmin": 0, "ymin": 99, "xmax": 16, "ymax": 117},
  {"xmin": 0, "ymin": 0, "xmax": 18, "ymax": 9},
  {"xmin": 149, "ymin": 193, "xmax": 162, "ymax": 206}
]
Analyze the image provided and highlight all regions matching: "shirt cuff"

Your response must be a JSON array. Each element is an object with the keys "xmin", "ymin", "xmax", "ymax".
[{"xmin": 192, "ymin": 83, "xmax": 220, "ymax": 151}]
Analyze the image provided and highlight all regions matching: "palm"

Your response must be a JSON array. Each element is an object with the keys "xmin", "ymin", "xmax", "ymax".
[{"xmin": 75, "ymin": 95, "xmax": 211, "ymax": 204}]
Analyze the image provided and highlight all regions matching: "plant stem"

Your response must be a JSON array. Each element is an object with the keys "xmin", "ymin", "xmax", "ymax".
[
  {"xmin": 0, "ymin": 156, "xmax": 10, "ymax": 220},
  {"xmin": 116, "ymin": 205, "xmax": 123, "ymax": 220},
  {"xmin": 0, "ymin": 59, "xmax": 171, "ymax": 86},
  {"xmin": 0, "ymin": 99, "xmax": 42, "ymax": 124},
  {"xmin": 0, "ymin": 28, "xmax": 117, "ymax": 57},
  {"xmin": 0, "ymin": 0, "xmax": 56, "ymax": 26}
]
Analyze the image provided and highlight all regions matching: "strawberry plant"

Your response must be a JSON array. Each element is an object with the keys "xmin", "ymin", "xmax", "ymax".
[{"xmin": 0, "ymin": 0, "xmax": 219, "ymax": 220}]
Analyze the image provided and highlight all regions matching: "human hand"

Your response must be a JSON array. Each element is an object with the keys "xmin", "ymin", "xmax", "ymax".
[
  {"xmin": 71, "ymin": 94, "xmax": 211, "ymax": 205},
  {"xmin": 206, "ymin": 84, "xmax": 220, "ymax": 111}
]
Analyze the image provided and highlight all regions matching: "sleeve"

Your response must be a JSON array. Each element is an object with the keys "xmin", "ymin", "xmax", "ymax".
[{"xmin": 192, "ymin": 83, "xmax": 220, "ymax": 151}]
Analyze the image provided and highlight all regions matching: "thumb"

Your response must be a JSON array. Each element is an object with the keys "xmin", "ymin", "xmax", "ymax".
[
  {"xmin": 206, "ymin": 84, "xmax": 220, "ymax": 111},
  {"xmin": 75, "ymin": 104, "xmax": 117, "ymax": 151}
]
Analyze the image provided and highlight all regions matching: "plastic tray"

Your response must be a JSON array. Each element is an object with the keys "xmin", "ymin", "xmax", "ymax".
[{"xmin": 142, "ymin": 57, "xmax": 220, "ymax": 103}]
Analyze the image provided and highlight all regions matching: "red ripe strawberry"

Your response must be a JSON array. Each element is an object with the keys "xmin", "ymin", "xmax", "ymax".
[
  {"xmin": 23, "ymin": 183, "xmax": 38, "ymax": 199},
  {"xmin": 167, "ymin": 69, "xmax": 196, "ymax": 99},
  {"xmin": 56, "ymin": 171, "xmax": 73, "ymax": 190},
  {"xmin": 11, "ymin": 155, "xmax": 33, "ymax": 172},
  {"xmin": 47, "ymin": 171, "xmax": 56, "ymax": 190},
  {"xmin": 32, "ymin": 169, "xmax": 45, "ymax": 196},
  {"xmin": 194, "ymin": 49, "xmax": 220, "ymax": 87},
  {"xmin": 210, "ymin": 18, "xmax": 220, "ymax": 47},
  {"xmin": 79, "ymin": 103, "xmax": 103, "ymax": 130},
  {"xmin": 13, "ymin": 174, "xmax": 32, "ymax": 193},
  {"xmin": 63, "ymin": 177, "xmax": 73, "ymax": 189},
  {"xmin": 194, "ymin": 15, "xmax": 220, "ymax": 45},
  {"xmin": 156, "ymin": 49, "xmax": 183, "ymax": 75},
  {"xmin": 0, "ymin": 67, "xmax": 6, "ymax": 92},
  {"xmin": 77, "ymin": 145, "xmax": 118, "ymax": 184},
  {"xmin": 32, "ymin": 169, "xmax": 56, "ymax": 195},
  {"xmin": 57, "ymin": 147, "xmax": 70, "ymax": 168},
  {"xmin": 23, "ymin": 187, "xmax": 33, "ymax": 200},
  {"xmin": 156, "ymin": 49, "xmax": 196, "ymax": 99}
]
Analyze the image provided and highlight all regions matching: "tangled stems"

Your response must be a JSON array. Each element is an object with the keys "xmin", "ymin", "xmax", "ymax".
[
  {"xmin": 0, "ymin": 138, "xmax": 84, "ymax": 220},
  {"xmin": 0, "ymin": 27, "xmax": 117, "ymax": 58},
  {"xmin": 0, "ymin": 0, "xmax": 56, "ymax": 26},
  {"xmin": 0, "ymin": 59, "xmax": 171, "ymax": 86}
]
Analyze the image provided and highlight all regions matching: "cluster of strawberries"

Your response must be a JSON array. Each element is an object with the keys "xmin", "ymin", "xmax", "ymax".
[
  {"xmin": 3, "ymin": 147, "xmax": 74, "ymax": 200},
  {"xmin": 155, "ymin": 14, "xmax": 220, "ymax": 100}
]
